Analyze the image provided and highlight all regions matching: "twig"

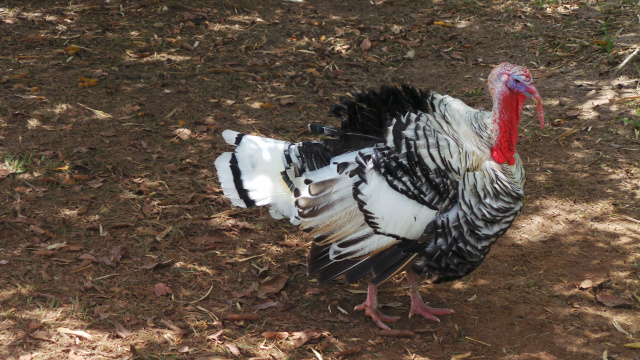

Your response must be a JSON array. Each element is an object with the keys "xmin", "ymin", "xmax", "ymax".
[
  {"xmin": 188, "ymin": 283, "xmax": 215, "ymax": 304},
  {"xmin": 613, "ymin": 95, "xmax": 640, "ymax": 104},
  {"xmin": 554, "ymin": 126, "xmax": 578, "ymax": 140},
  {"xmin": 616, "ymin": 214, "xmax": 640, "ymax": 224},
  {"xmin": 466, "ymin": 336, "xmax": 492, "ymax": 347},
  {"xmin": 614, "ymin": 15, "xmax": 640, "ymax": 74},
  {"xmin": 93, "ymin": 273, "xmax": 119, "ymax": 281},
  {"xmin": 614, "ymin": 46, "xmax": 640, "ymax": 74},
  {"xmin": 584, "ymin": 152, "xmax": 603, "ymax": 167},
  {"xmin": 237, "ymin": 254, "xmax": 266, "ymax": 262}
]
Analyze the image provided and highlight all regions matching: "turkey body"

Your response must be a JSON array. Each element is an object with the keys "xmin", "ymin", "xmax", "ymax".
[{"xmin": 215, "ymin": 63, "xmax": 543, "ymax": 329}]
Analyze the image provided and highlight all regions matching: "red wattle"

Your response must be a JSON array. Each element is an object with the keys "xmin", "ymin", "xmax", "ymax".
[{"xmin": 491, "ymin": 91, "xmax": 525, "ymax": 165}]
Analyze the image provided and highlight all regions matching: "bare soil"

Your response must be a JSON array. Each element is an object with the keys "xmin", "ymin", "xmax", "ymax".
[{"xmin": 1, "ymin": 1, "xmax": 639, "ymax": 359}]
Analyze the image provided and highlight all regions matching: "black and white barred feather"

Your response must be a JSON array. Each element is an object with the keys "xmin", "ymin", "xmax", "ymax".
[{"xmin": 215, "ymin": 85, "xmax": 525, "ymax": 286}]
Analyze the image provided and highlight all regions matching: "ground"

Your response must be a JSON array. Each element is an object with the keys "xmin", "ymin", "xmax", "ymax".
[{"xmin": 0, "ymin": 0, "xmax": 639, "ymax": 359}]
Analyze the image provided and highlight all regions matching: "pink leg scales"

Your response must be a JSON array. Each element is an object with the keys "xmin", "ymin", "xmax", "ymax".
[
  {"xmin": 406, "ymin": 271, "xmax": 453, "ymax": 321},
  {"xmin": 354, "ymin": 282, "xmax": 399, "ymax": 330}
]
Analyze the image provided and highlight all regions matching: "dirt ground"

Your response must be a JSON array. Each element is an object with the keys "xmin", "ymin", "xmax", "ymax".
[{"xmin": 1, "ymin": 0, "xmax": 639, "ymax": 359}]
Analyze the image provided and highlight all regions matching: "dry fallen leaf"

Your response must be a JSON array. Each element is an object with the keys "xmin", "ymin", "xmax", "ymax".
[
  {"xmin": 153, "ymin": 239, "xmax": 173, "ymax": 251},
  {"xmin": 154, "ymin": 283, "xmax": 172, "ymax": 296},
  {"xmin": 225, "ymin": 313, "xmax": 259, "ymax": 321},
  {"xmin": 164, "ymin": 163, "xmax": 178, "ymax": 172},
  {"xmin": 290, "ymin": 330, "xmax": 328, "ymax": 348},
  {"xmin": 336, "ymin": 345, "xmax": 362, "ymax": 357},
  {"xmin": 397, "ymin": 39, "xmax": 420, "ymax": 47},
  {"xmin": 613, "ymin": 319, "xmax": 631, "ymax": 337},
  {"xmin": 15, "ymin": 185, "xmax": 30, "ymax": 194},
  {"xmin": 173, "ymin": 128, "xmax": 192, "ymax": 140},
  {"xmin": 57, "ymin": 327, "xmax": 92, "ymax": 339},
  {"xmin": 403, "ymin": 49, "xmax": 415, "ymax": 60},
  {"xmin": 379, "ymin": 329, "xmax": 416, "ymax": 337},
  {"xmin": 360, "ymin": 37, "xmax": 372, "ymax": 51},
  {"xmin": 135, "ymin": 227, "xmax": 159, "ymax": 236},
  {"xmin": 596, "ymin": 293, "xmax": 633, "ymax": 307},
  {"xmin": 29, "ymin": 330, "xmax": 51, "ymax": 341},
  {"xmin": 86, "ymin": 177, "xmax": 105, "ymax": 189},
  {"xmin": 78, "ymin": 103, "xmax": 112, "ymax": 119},
  {"xmin": 33, "ymin": 250, "xmax": 55, "ymax": 256},
  {"xmin": 257, "ymin": 274, "xmax": 289, "ymax": 298},
  {"xmin": 233, "ymin": 281, "xmax": 259, "ymax": 298},
  {"xmin": 450, "ymin": 52, "xmax": 465, "ymax": 61},
  {"xmin": 65, "ymin": 45, "xmax": 81, "ymax": 55},
  {"xmin": 156, "ymin": 226, "xmax": 173, "ymax": 241},
  {"xmin": 140, "ymin": 259, "xmax": 174, "ymax": 270},
  {"xmin": 451, "ymin": 352, "xmax": 472, "ymax": 360},
  {"xmin": 579, "ymin": 279, "xmax": 593, "ymax": 290},
  {"xmin": 434, "ymin": 21, "xmax": 452, "ymax": 27},
  {"xmin": 258, "ymin": 102, "xmax": 277, "ymax": 110},
  {"xmin": 305, "ymin": 287, "xmax": 326, "ymax": 296},
  {"xmin": 305, "ymin": 68, "xmax": 320, "ymax": 76},
  {"xmin": 78, "ymin": 75, "xmax": 98, "ymax": 88},
  {"xmin": 280, "ymin": 97, "xmax": 295, "ymax": 106},
  {"xmin": 262, "ymin": 331, "xmax": 289, "ymax": 340},
  {"xmin": 189, "ymin": 233, "xmax": 223, "ymax": 245},
  {"xmin": 114, "ymin": 322, "xmax": 132, "ymax": 338},
  {"xmin": 74, "ymin": 259, "xmax": 92, "ymax": 271},
  {"xmin": 252, "ymin": 301, "xmax": 285, "ymax": 311},
  {"xmin": 225, "ymin": 343, "xmax": 241, "ymax": 356},
  {"xmin": 160, "ymin": 319, "xmax": 183, "ymax": 333},
  {"xmin": 30, "ymin": 225, "xmax": 47, "ymax": 236},
  {"xmin": 207, "ymin": 329, "xmax": 224, "ymax": 343}
]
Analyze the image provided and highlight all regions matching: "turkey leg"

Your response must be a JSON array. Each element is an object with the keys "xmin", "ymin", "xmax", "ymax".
[
  {"xmin": 406, "ymin": 270, "xmax": 453, "ymax": 321},
  {"xmin": 354, "ymin": 282, "xmax": 399, "ymax": 330}
]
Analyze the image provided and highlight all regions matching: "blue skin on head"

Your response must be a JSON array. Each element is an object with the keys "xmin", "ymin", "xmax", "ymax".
[{"xmin": 506, "ymin": 75, "xmax": 529, "ymax": 93}]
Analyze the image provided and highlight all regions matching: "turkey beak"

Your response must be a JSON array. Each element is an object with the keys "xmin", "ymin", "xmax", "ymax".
[{"xmin": 525, "ymin": 84, "xmax": 544, "ymax": 129}]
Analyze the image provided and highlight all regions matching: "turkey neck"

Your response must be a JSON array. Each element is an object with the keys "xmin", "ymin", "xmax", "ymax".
[{"xmin": 490, "ymin": 89, "xmax": 525, "ymax": 166}]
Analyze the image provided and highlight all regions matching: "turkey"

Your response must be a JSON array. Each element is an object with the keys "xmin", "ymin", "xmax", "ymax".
[{"xmin": 214, "ymin": 62, "xmax": 544, "ymax": 329}]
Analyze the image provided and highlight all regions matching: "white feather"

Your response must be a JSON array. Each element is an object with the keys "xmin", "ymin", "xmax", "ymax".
[
  {"xmin": 214, "ymin": 152, "xmax": 248, "ymax": 208},
  {"xmin": 214, "ymin": 131, "xmax": 300, "ymax": 222},
  {"xmin": 329, "ymin": 226, "xmax": 399, "ymax": 260},
  {"xmin": 356, "ymin": 163, "xmax": 438, "ymax": 240},
  {"xmin": 222, "ymin": 129, "xmax": 242, "ymax": 145}
]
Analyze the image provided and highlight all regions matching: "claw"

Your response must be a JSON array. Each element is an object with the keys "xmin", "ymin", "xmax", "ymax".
[
  {"xmin": 354, "ymin": 282, "xmax": 398, "ymax": 330},
  {"xmin": 406, "ymin": 271, "xmax": 453, "ymax": 322}
]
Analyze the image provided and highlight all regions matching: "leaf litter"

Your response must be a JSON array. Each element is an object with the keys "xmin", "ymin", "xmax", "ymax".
[{"xmin": 2, "ymin": 1, "xmax": 640, "ymax": 359}]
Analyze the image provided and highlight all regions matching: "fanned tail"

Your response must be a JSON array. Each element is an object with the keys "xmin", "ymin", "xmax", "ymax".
[
  {"xmin": 214, "ymin": 130, "xmax": 332, "ymax": 223},
  {"xmin": 309, "ymin": 85, "xmax": 433, "ymax": 155}
]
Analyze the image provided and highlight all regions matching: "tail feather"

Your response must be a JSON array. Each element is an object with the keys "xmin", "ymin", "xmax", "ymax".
[
  {"xmin": 214, "ymin": 152, "xmax": 255, "ymax": 208},
  {"xmin": 214, "ymin": 130, "xmax": 300, "ymax": 221}
]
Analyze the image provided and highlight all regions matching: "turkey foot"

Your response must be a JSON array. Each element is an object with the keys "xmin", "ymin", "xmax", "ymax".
[
  {"xmin": 354, "ymin": 282, "xmax": 399, "ymax": 330},
  {"xmin": 406, "ymin": 271, "xmax": 453, "ymax": 322}
]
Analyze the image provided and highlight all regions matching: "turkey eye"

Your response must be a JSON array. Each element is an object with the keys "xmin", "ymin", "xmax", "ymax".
[{"xmin": 514, "ymin": 79, "xmax": 521, "ymax": 83}]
